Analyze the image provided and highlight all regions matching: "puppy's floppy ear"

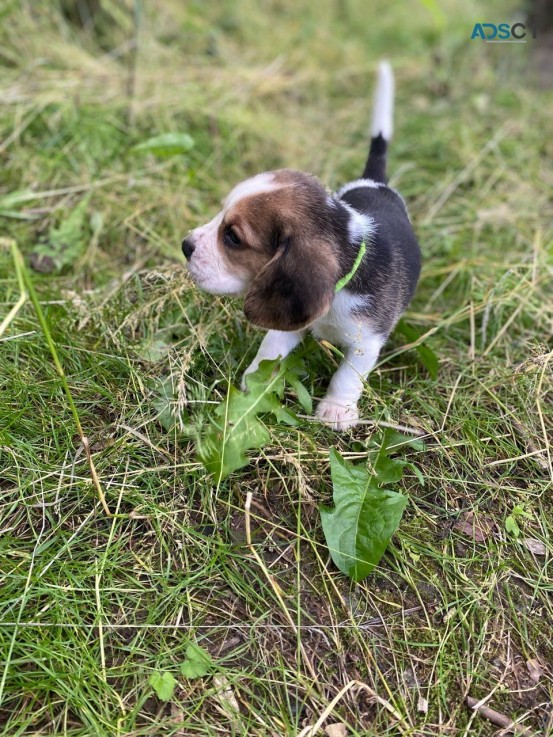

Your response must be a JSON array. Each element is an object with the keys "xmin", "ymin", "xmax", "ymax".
[{"xmin": 244, "ymin": 231, "xmax": 339, "ymax": 331}]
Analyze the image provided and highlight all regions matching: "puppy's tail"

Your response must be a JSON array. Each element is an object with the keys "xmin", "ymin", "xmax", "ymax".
[{"xmin": 362, "ymin": 61, "xmax": 394, "ymax": 184}]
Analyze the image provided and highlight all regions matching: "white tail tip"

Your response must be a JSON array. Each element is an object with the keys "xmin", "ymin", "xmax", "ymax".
[{"xmin": 371, "ymin": 61, "xmax": 394, "ymax": 141}]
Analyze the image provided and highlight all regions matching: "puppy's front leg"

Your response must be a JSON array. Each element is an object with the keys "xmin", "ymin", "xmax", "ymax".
[
  {"xmin": 241, "ymin": 329, "xmax": 304, "ymax": 390},
  {"xmin": 316, "ymin": 330, "xmax": 384, "ymax": 431}
]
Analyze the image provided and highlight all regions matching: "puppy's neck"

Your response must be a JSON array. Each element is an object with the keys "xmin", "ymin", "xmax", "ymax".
[{"xmin": 330, "ymin": 197, "xmax": 374, "ymax": 287}]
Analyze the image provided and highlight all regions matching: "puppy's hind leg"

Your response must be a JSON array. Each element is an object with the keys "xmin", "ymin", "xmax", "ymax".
[
  {"xmin": 241, "ymin": 329, "xmax": 304, "ymax": 390},
  {"xmin": 316, "ymin": 328, "xmax": 385, "ymax": 431}
]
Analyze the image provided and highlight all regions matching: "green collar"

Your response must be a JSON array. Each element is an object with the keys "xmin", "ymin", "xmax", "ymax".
[{"xmin": 334, "ymin": 240, "xmax": 366, "ymax": 293}]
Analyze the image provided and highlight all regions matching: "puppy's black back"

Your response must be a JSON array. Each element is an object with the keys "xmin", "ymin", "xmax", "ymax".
[{"xmin": 340, "ymin": 185, "xmax": 421, "ymax": 336}]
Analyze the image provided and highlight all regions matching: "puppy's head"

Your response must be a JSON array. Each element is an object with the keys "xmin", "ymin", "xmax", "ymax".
[{"xmin": 182, "ymin": 169, "xmax": 341, "ymax": 331}]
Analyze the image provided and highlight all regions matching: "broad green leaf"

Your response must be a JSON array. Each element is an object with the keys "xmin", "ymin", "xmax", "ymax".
[
  {"xmin": 152, "ymin": 375, "xmax": 179, "ymax": 431},
  {"xmin": 370, "ymin": 448, "xmax": 406, "ymax": 485},
  {"xmin": 282, "ymin": 360, "xmax": 313, "ymax": 414},
  {"xmin": 368, "ymin": 429, "xmax": 423, "ymax": 485},
  {"xmin": 32, "ymin": 196, "xmax": 90, "ymax": 271},
  {"xmin": 241, "ymin": 360, "xmax": 298, "ymax": 426},
  {"xmin": 132, "ymin": 132, "xmax": 194, "ymax": 157},
  {"xmin": 137, "ymin": 337, "xmax": 171, "ymax": 363},
  {"xmin": 505, "ymin": 515, "xmax": 520, "ymax": 537},
  {"xmin": 320, "ymin": 447, "xmax": 409, "ymax": 582},
  {"xmin": 49, "ymin": 197, "xmax": 89, "ymax": 252},
  {"xmin": 198, "ymin": 394, "xmax": 270, "ymax": 481},
  {"xmin": 197, "ymin": 359, "xmax": 297, "ymax": 482},
  {"xmin": 180, "ymin": 643, "xmax": 214, "ymax": 679},
  {"xmin": 151, "ymin": 375, "xmax": 199, "ymax": 438},
  {"xmin": 149, "ymin": 671, "xmax": 177, "ymax": 701},
  {"xmin": 380, "ymin": 430, "xmax": 425, "ymax": 453},
  {"xmin": 512, "ymin": 504, "xmax": 532, "ymax": 519},
  {"xmin": 395, "ymin": 320, "xmax": 439, "ymax": 379},
  {"xmin": 505, "ymin": 504, "xmax": 533, "ymax": 539}
]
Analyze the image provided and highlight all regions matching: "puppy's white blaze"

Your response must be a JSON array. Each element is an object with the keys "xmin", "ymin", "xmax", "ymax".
[
  {"xmin": 343, "ymin": 205, "xmax": 376, "ymax": 244},
  {"xmin": 223, "ymin": 172, "xmax": 278, "ymax": 211},
  {"xmin": 371, "ymin": 61, "xmax": 394, "ymax": 140},
  {"xmin": 337, "ymin": 178, "xmax": 383, "ymax": 197}
]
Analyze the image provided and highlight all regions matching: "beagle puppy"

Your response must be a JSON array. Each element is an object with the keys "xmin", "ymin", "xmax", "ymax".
[{"xmin": 182, "ymin": 63, "xmax": 421, "ymax": 430}]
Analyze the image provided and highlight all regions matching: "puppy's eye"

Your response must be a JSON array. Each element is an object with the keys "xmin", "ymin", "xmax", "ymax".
[{"xmin": 224, "ymin": 227, "xmax": 242, "ymax": 248}]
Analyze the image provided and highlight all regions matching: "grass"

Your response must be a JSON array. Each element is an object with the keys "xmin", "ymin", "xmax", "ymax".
[{"xmin": 0, "ymin": 0, "xmax": 552, "ymax": 734}]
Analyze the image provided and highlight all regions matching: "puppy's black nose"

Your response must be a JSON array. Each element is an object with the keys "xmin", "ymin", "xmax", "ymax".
[{"xmin": 181, "ymin": 237, "xmax": 195, "ymax": 260}]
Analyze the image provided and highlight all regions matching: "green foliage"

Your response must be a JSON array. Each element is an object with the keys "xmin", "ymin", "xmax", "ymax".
[
  {"xmin": 32, "ymin": 196, "xmax": 91, "ymax": 272},
  {"xmin": 132, "ymin": 132, "xmax": 195, "ymax": 158},
  {"xmin": 197, "ymin": 358, "xmax": 301, "ymax": 482},
  {"xmin": 149, "ymin": 671, "xmax": 177, "ymax": 701},
  {"xmin": 320, "ymin": 432, "xmax": 423, "ymax": 582},
  {"xmin": 284, "ymin": 359, "xmax": 313, "ymax": 414},
  {"xmin": 180, "ymin": 643, "xmax": 214, "ymax": 679},
  {"xmin": 196, "ymin": 360, "xmax": 423, "ymax": 582},
  {"xmin": 505, "ymin": 504, "xmax": 533, "ymax": 538},
  {"xmin": 394, "ymin": 320, "xmax": 439, "ymax": 379},
  {"xmin": 152, "ymin": 375, "xmax": 184, "ymax": 432},
  {"xmin": 149, "ymin": 645, "xmax": 214, "ymax": 702}
]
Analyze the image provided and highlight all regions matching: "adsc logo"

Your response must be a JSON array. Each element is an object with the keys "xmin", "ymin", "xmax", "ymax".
[{"xmin": 471, "ymin": 23, "xmax": 537, "ymax": 42}]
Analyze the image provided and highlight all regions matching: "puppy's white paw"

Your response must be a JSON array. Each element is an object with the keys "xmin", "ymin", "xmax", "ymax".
[{"xmin": 316, "ymin": 398, "xmax": 359, "ymax": 431}]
